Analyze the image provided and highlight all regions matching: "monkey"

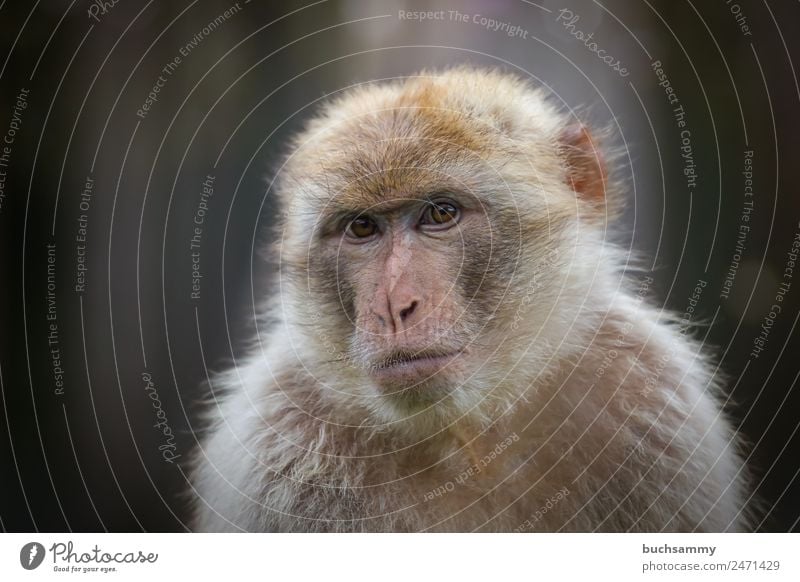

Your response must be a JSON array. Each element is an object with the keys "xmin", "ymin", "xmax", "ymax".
[{"xmin": 189, "ymin": 67, "xmax": 751, "ymax": 532}]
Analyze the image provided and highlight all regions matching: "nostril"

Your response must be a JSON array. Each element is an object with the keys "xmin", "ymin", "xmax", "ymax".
[{"xmin": 399, "ymin": 301, "xmax": 418, "ymax": 322}]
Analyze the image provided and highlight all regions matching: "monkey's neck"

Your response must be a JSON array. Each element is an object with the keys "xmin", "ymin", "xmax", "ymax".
[{"xmin": 449, "ymin": 424, "xmax": 483, "ymax": 469}]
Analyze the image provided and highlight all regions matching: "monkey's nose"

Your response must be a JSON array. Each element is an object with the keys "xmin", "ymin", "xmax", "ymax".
[
  {"xmin": 389, "ymin": 295, "xmax": 420, "ymax": 332},
  {"xmin": 398, "ymin": 300, "xmax": 418, "ymax": 323}
]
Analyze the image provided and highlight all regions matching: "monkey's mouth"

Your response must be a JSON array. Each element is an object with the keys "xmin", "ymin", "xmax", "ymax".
[{"xmin": 369, "ymin": 349, "xmax": 463, "ymax": 385}]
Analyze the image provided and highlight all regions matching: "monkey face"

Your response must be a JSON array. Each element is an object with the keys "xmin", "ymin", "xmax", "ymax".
[
  {"xmin": 326, "ymin": 193, "xmax": 493, "ymax": 400},
  {"xmin": 278, "ymin": 69, "xmax": 607, "ymax": 421},
  {"xmin": 294, "ymin": 177, "xmax": 531, "ymax": 415}
]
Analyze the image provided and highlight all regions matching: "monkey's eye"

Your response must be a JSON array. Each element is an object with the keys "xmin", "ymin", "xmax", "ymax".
[
  {"xmin": 421, "ymin": 200, "xmax": 460, "ymax": 228},
  {"xmin": 345, "ymin": 216, "xmax": 378, "ymax": 239}
]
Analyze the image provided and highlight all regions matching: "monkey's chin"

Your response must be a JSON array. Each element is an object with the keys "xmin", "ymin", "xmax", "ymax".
[{"xmin": 368, "ymin": 352, "xmax": 463, "ymax": 410}]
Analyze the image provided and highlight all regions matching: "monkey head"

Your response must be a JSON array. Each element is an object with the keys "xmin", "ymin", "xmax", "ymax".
[{"xmin": 273, "ymin": 68, "xmax": 611, "ymax": 430}]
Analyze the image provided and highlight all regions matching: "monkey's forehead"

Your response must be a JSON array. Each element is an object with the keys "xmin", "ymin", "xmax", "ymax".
[{"xmin": 280, "ymin": 68, "xmax": 566, "ymax": 211}]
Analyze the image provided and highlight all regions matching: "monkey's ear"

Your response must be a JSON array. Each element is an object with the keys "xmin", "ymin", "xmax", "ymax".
[{"xmin": 559, "ymin": 124, "xmax": 607, "ymax": 200}]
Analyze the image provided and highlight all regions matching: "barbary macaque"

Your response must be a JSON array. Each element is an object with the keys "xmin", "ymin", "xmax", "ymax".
[{"xmin": 190, "ymin": 68, "xmax": 750, "ymax": 532}]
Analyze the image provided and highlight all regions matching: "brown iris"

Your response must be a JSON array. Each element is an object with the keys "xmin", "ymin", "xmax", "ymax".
[
  {"xmin": 346, "ymin": 216, "xmax": 377, "ymax": 238},
  {"xmin": 423, "ymin": 201, "xmax": 459, "ymax": 226}
]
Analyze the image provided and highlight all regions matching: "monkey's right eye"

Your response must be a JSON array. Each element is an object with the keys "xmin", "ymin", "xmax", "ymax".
[{"xmin": 345, "ymin": 216, "xmax": 378, "ymax": 239}]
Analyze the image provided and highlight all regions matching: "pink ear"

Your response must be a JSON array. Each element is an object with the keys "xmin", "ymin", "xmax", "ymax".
[{"xmin": 560, "ymin": 124, "xmax": 606, "ymax": 200}]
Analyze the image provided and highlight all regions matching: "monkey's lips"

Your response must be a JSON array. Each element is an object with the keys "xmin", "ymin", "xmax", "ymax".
[{"xmin": 369, "ymin": 349, "xmax": 463, "ymax": 386}]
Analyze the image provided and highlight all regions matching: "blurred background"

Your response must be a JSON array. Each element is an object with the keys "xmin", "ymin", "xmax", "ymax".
[{"xmin": 0, "ymin": 0, "xmax": 798, "ymax": 532}]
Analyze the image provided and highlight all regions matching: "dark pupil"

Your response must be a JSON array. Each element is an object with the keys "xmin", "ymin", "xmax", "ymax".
[
  {"xmin": 351, "ymin": 218, "xmax": 374, "ymax": 237},
  {"xmin": 432, "ymin": 203, "xmax": 455, "ymax": 223}
]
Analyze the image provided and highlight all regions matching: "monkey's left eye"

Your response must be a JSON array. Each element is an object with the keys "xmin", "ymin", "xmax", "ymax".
[{"xmin": 421, "ymin": 201, "xmax": 460, "ymax": 228}]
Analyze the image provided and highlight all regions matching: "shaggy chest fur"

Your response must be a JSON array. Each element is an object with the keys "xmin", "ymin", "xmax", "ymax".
[
  {"xmin": 191, "ymin": 313, "xmax": 749, "ymax": 533},
  {"xmin": 269, "ymin": 424, "xmax": 571, "ymax": 532},
  {"xmin": 358, "ymin": 430, "xmax": 576, "ymax": 532}
]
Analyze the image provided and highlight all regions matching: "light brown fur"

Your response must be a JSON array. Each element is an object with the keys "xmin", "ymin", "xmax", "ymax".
[{"xmin": 189, "ymin": 68, "xmax": 751, "ymax": 532}]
